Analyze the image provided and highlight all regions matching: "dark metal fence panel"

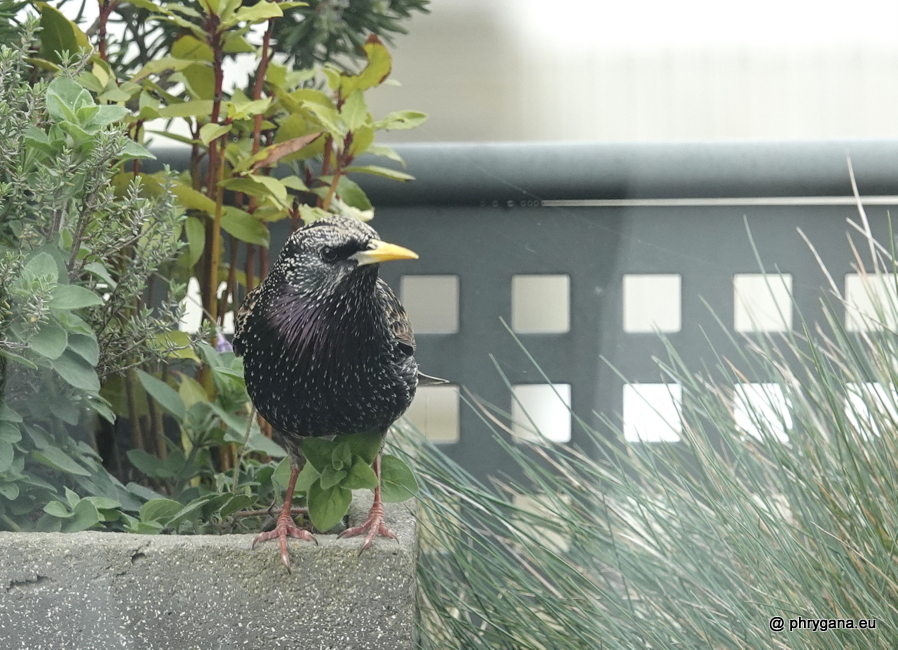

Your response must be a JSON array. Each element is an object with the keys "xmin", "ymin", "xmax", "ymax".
[
  {"xmin": 359, "ymin": 141, "xmax": 898, "ymax": 482},
  {"xmin": 150, "ymin": 140, "xmax": 898, "ymax": 483}
]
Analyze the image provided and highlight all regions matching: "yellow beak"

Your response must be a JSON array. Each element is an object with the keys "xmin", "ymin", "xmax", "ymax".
[{"xmin": 351, "ymin": 239, "xmax": 419, "ymax": 266}]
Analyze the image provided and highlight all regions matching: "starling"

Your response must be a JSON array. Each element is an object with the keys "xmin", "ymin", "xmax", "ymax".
[{"xmin": 234, "ymin": 214, "xmax": 421, "ymax": 567}]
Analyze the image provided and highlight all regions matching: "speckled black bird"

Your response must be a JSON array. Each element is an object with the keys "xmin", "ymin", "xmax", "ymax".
[{"xmin": 233, "ymin": 214, "xmax": 421, "ymax": 567}]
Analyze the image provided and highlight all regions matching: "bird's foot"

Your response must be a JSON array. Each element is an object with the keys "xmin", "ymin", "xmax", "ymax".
[
  {"xmin": 252, "ymin": 510, "xmax": 317, "ymax": 571},
  {"xmin": 338, "ymin": 499, "xmax": 397, "ymax": 554}
]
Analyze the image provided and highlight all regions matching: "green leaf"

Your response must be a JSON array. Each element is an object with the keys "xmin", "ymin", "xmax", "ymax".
[
  {"xmin": 64, "ymin": 486, "xmax": 80, "ymax": 508},
  {"xmin": 84, "ymin": 104, "xmax": 129, "ymax": 129},
  {"xmin": 356, "ymin": 37, "xmax": 392, "ymax": 90},
  {"xmin": 342, "ymin": 431, "xmax": 384, "ymax": 465},
  {"xmin": 133, "ymin": 57, "xmax": 203, "ymax": 82},
  {"xmin": 302, "ymin": 437, "xmax": 336, "ymax": 472},
  {"xmin": 67, "ymin": 332, "xmax": 100, "ymax": 366},
  {"xmin": 30, "ymin": 323, "xmax": 68, "ymax": 360},
  {"xmin": 83, "ymin": 261, "xmax": 117, "ymax": 288},
  {"xmin": 0, "ymin": 421, "xmax": 21, "ymax": 444},
  {"xmin": 229, "ymin": 98, "xmax": 272, "ymax": 119},
  {"xmin": 245, "ymin": 432, "xmax": 286, "ymax": 457},
  {"xmin": 332, "ymin": 442, "xmax": 352, "ymax": 471},
  {"xmin": 48, "ymin": 396, "xmax": 81, "ymax": 425},
  {"xmin": 152, "ymin": 330, "xmax": 200, "ymax": 362},
  {"xmin": 83, "ymin": 496, "xmax": 122, "ymax": 511},
  {"xmin": 379, "ymin": 454, "xmax": 418, "ymax": 503},
  {"xmin": 221, "ymin": 207, "xmax": 270, "ymax": 246},
  {"xmin": 121, "ymin": 140, "xmax": 155, "ymax": 160},
  {"xmin": 171, "ymin": 34, "xmax": 213, "ymax": 62},
  {"xmin": 157, "ymin": 99, "xmax": 215, "ymax": 118},
  {"xmin": 140, "ymin": 498, "xmax": 183, "ymax": 524},
  {"xmin": 167, "ymin": 498, "xmax": 208, "ymax": 528},
  {"xmin": 0, "ymin": 483, "xmax": 19, "ymax": 500},
  {"xmin": 50, "ymin": 350, "xmax": 100, "ymax": 392},
  {"xmin": 319, "ymin": 465, "xmax": 347, "ymax": 490},
  {"xmin": 230, "ymin": 0, "xmax": 282, "ymax": 25},
  {"xmin": 343, "ymin": 457, "xmax": 378, "ymax": 490},
  {"xmin": 373, "ymin": 110, "xmax": 428, "ymax": 131},
  {"xmin": 63, "ymin": 498, "xmax": 101, "ymax": 532},
  {"xmin": 295, "ymin": 462, "xmax": 320, "ymax": 492},
  {"xmin": 349, "ymin": 126, "xmax": 374, "ymax": 158},
  {"xmin": 49, "ymin": 285, "xmax": 104, "ymax": 310},
  {"xmin": 199, "ymin": 122, "xmax": 231, "ymax": 145},
  {"xmin": 220, "ymin": 175, "xmax": 287, "ymax": 205},
  {"xmin": 24, "ymin": 252, "xmax": 59, "ymax": 282},
  {"xmin": 0, "ymin": 404, "xmax": 23, "ymax": 423},
  {"xmin": 37, "ymin": 3, "xmax": 91, "ymax": 65},
  {"xmin": 1, "ymin": 349, "xmax": 38, "ymax": 370},
  {"xmin": 177, "ymin": 374, "xmax": 208, "ymax": 409},
  {"xmin": 127, "ymin": 448, "xmax": 165, "ymax": 478},
  {"xmin": 299, "ymin": 93, "xmax": 343, "ymax": 135},
  {"xmin": 43, "ymin": 500, "xmax": 71, "ymax": 518},
  {"xmin": 171, "ymin": 181, "xmax": 217, "ymax": 214},
  {"xmin": 341, "ymin": 90, "xmax": 368, "ymax": 132},
  {"xmin": 184, "ymin": 216, "xmax": 205, "ymax": 266},
  {"xmin": 280, "ymin": 175, "xmax": 309, "ymax": 192},
  {"xmin": 222, "ymin": 33, "xmax": 255, "ymax": 54},
  {"xmin": 208, "ymin": 403, "xmax": 253, "ymax": 438},
  {"xmin": 272, "ymin": 457, "xmax": 293, "ymax": 491},
  {"xmin": 368, "ymin": 144, "xmax": 405, "ymax": 167},
  {"xmin": 0, "ymin": 440, "xmax": 14, "ymax": 473},
  {"xmin": 338, "ymin": 36, "xmax": 391, "ymax": 100},
  {"xmin": 307, "ymin": 481, "xmax": 351, "ymax": 532},
  {"xmin": 32, "ymin": 446, "xmax": 92, "ymax": 477},
  {"xmin": 345, "ymin": 165, "xmax": 415, "ymax": 182},
  {"xmin": 135, "ymin": 369, "xmax": 186, "ymax": 421},
  {"xmin": 177, "ymin": 63, "xmax": 216, "ymax": 101},
  {"xmin": 219, "ymin": 494, "xmax": 254, "ymax": 519},
  {"xmin": 336, "ymin": 175, "xmax": 372, "ymax": 211}
]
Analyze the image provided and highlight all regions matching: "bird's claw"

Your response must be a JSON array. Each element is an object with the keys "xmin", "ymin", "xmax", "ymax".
[
  {"xmin": 252, "ymin": 511, "xmax": 317, "ymax": 571},
  {"xmin": 339, "ymin": 501, "xmax": 397, "ymax": 554}
]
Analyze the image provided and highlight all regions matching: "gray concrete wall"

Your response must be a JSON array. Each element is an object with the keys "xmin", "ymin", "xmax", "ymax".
[{"xmin": 0, "ymin": 495, "xmax": 416, "ymax": 650}]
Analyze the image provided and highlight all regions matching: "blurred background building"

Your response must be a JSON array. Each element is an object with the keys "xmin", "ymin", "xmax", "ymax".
[{"xmin": 366, "ymin": 0, "xmax": 898, "ymax": 143}]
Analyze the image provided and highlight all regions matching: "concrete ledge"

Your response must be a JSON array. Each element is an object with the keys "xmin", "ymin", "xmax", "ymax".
[{"xmin": 0, "ymin": 494, "xmax": 416, "ymax": 650}]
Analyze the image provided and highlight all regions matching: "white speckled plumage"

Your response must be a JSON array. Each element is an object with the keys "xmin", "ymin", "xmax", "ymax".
[{"xmin": 233, "ymin": 215, "xmax": 418, "ymax": 461}]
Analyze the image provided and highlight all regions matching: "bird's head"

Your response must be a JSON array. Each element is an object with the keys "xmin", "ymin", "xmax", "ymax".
[{"xmin": 273, "ymin": 215, "xmax": 418, "ymax": 297}]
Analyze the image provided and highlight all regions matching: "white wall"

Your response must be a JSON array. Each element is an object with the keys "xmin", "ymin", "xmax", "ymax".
[{"xmin": 367, "ymin": 0, "xmax": 898, "ymax": 143}]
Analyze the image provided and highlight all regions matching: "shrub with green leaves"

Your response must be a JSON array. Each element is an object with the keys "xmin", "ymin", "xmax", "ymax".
[
  {"xmin": 0, "ymin": 32, "xmax": 186, "ymax": 532},
  {"xmin": 3, "ymin": 0, "xmax": 427, "ymax": 537}
]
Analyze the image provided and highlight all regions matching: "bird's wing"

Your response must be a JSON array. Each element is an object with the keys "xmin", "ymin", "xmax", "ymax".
[
  {"xmin": 376, "ymin": 278, "xmax": 415, "ymax": 356},
  {"xmin": 232, "ymin": 284, "xmax": 262, "ymax": 356}
]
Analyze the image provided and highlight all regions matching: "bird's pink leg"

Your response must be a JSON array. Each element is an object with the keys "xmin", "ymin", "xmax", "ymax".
[
  {"xmin": 339, "ymin": 453, "xmax": 396, "ymax": 552},
  {"xmin": 252, "ymin": 464, "xmax": 316, "ymax": 570}
]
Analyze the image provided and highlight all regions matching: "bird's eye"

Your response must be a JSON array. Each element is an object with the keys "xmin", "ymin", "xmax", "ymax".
[{"xmin": 321, "ymin": 246, "xmax": 339, "ymax": 263}]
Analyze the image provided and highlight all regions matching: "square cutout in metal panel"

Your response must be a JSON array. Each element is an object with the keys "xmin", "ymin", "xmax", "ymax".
[
  {"xmin": 623, "ymin": 274, "xmax": 681, "ymax": 333},
  {"xmin": 512, "ymin": 275, "xmax": 570, "ymax": 333},
  {"xmin": 845, "ymin": 273, "xmax": 898, "ymax": 331},
  {"xmin": 623, "ymin": 383, "xmax": 682, "ymax": 442},
  {"xmin": 845, "ymin": 382, "xmax": 898, "ymax": 440},
  {"xmin": 734, "ymin": 383, "xmax": 791, "ymax": 442},
  {"xmin": 511, "ymin": 384, "xmax": 572, "ymax": 443},
  {"xmin": 400, "ymin": 275, "xmax": 459, "ymax": 334},
  {"xmin": 734, "ymin": 274, "xmax": 792, "ymax": 332},
  {"xmin": 405, "ymin": 385, "xmax": 460, "ymax": 444}
]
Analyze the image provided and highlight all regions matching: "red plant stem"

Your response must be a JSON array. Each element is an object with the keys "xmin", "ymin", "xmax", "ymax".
[
  {"xmin": 252, "ymin": 19, "xmax": 275, "ymax": 156},
  {"xmin": 97, "ymin": 0, "xmax": 118, "ymax": 62},
  {"xmin": 205, "ymin": 13, "xmax": 225, "ymax": 326}
]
